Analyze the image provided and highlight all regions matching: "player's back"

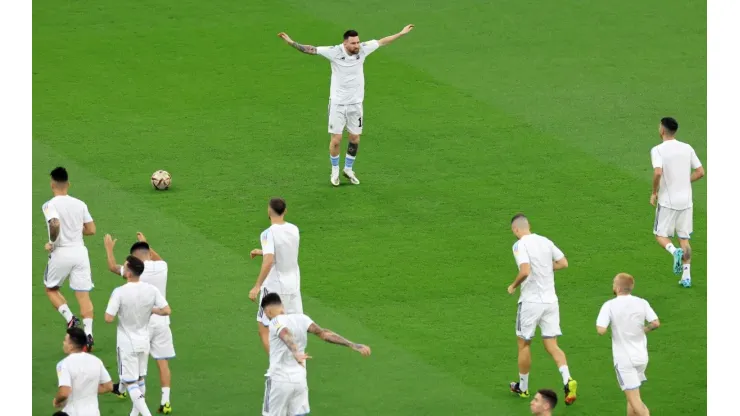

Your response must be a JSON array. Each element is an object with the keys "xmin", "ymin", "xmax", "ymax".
[
  {"xmin": 141, "ymin": 260, "xmax": 169, "ymax": 325},
  {"xmin": 651, "ymin": 139, "xmax": 700, "ymax": 210},
  {"xmin": 267, "ymin": 313, "xmax": 314, "ymax": 382},
  {"xmin": 601, "ymin": 295, "xmax": 654, "ymax": 365},
  {"xmin": 43, "ymin": 195, "xmax": 91, "ymax": 247},
  {"xmin": 58, "ymin": 352, "xmax": 107, "ymax": 415},
  {"xmin": 113, "ymin": 282, "xmax": 161, "ymax": 350},
  {"xmin": 515, "ymin": 234, "xmax": 562, "ymax": 303},
  {"xmin": 265, "ymin": 223, "xmax": 301, "ymax": 293}
]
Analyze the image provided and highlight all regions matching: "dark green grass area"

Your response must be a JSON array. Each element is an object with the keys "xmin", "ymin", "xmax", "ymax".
[{"xmin": 33, "ymin": 1, "xmax": 706, "ymax": 414}]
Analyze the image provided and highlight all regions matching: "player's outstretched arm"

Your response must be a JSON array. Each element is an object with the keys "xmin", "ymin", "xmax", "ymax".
[
  {"xmin": 103, "ymin": 234, "xmax": 123, "ymax": 275},
  {"xmin": 378, "ymin": 24, "xmax": 415, "ymax": 46},
  {"xmin": 307, "ymin": 323, "xmax": 372, "ymax": 356},
  {"xmin": 277, "ymin": 32, "xmax": 317, "ymax": 55}
]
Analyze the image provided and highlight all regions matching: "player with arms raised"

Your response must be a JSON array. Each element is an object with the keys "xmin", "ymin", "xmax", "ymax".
[
  {"xmin": 596, "ymin": 273, "xmax": 660, "ymax": 416},
  {"xmin": 42, "ymin": 167, "xmax": 97, "ymax": 351},
  {"xmin": 507, "ymin": 214, "xmax": 578, "ymax": 405},
  {"xmin": 277, "ymin": 25, "xmax": 414, "ymax": 186},
  {"xmin": 260, "ymin": 293, "xmax": 371, "ymax": 415},
  {"xmin": 650, "ymin": 117, "xmax": 705, "ymax": 287}
]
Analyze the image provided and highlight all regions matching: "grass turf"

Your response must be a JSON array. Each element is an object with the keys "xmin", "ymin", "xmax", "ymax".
[{"xmin": 33, "ymin": 0, "xmax": 706, "ymax": 414}]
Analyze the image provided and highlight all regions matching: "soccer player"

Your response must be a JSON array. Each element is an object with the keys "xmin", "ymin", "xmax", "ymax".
[
  {"xmin": 42, "ymin": 167, "xmax": 97, "ymax": 351},
  {"xmin": 53, "ymin": 327, "xmax": 113, "ymax": 415},
  {"xmin": 596, "ymin": 273, "xmax": 660, "ymax": 416},
  {"xmin": 650, "ymin": 117, "xmax": 705, "ymax": 287},
  {"xmin": 529, "ymin": 389, "xmax": 558, "ymax": 416},
  {"xmin": 507, "ymin": 214, "xmax": 578, "ymax": 405},
  {"xmin": 277, "ymin": 25, "xmax": 415, "ymax": 186},
  {"xmin": 104, "ymin": 233, "xmax": 175, "ymax": 414},
  {"xmin": 105, "ymin": 256, "xmax": 171, "ymax": 416},
  {"xmin": 260, "ymin": 293, "xmax": 371, "ymax": 416},
  {"xmin": 249, "ymin": 198, "xmax": 303, "ymax": 354}
]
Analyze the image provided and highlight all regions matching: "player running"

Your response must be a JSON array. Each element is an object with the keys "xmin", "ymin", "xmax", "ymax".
[
  {"xmin": 507, "ymin": 214, "xmax": 578, "ymax": 405},
  {"xmin": 53, "ymin": 327, "xmax": 113, "ymax": 415},
  {"xmin": 260, "ymin": 293, "xmax": 371, "ymax": 415},
  {"xmin": 650, "ymin": 117, "xmax": 705, "ymax": 288},
  {"xmin": 597, "ymin": 273, "xmax": 660, "ymax": 416},
  {"xmin": 42, "ymin": 167, "xmax": 97, "ymax": 351},
  {"xmin": 105, "ymin": 256, "xmax": 171, "ymax": 416},
  {"xmin": 529, "ymin": 389, "xmax": 558, "ymax": 416},
  {"xmin": 104, "ymin": 233, "xmax": 175, "ymax": 414},
  {"xmin": 249, "ymin": 198, "xmax": 304, "ymax": 354},
  {"xmin": 277, "ymin": 25, "xmax": 414, "ymax": 186}
]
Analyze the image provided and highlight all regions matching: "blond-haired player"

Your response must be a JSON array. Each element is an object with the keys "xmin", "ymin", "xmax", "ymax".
[{"xmin": 597, "ymin": 273, "xmax": 660, "ymax": 416}]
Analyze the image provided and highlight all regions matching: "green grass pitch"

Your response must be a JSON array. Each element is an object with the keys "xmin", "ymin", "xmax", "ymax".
[{"xmin": 33, "ymin": 0, "xmax": 706, "ymax": 414}]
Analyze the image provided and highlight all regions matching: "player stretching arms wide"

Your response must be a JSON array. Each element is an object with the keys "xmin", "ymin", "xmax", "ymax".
[
  {"xmin": 53, "ymin": 327, "xmax": 113, "ymax": 415},
  {"xmin": 260, "ymin": 293, "xmax": 371, "ymax": 415},
  {"xmin": 277, "ymin": 25, "xmax": 414, "ymax": 186},
  {"xmin": 42, "ymin": 167, "xmax": 97, "ymax": 351},
  {"xmin": 507, "ymin": 214, "xmax": 578, "ymax": 405},
  {"xmin": 105, "ymin": 256, "xmax": 171, "ymax": 416},
  {"xmin": 104, "ymin": 233, "xmax": 175, "ymax": 414},
  {"xmin": 597, "ymin": 273, "xmax": 660, "ymax": 416},
  {"xmin": 650, "ymin": 117, "xmax": 704, "ymax": 287}
]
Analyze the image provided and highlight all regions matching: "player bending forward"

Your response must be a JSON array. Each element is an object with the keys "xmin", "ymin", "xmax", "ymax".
[
  {"xmin": 42, "ymin": 167, "xmax": 97, "ymax": 351},
  {"xmin": 104, "ymin": 233, "xmax": 175, "ymax": 414},
  {"xmin": 650, "ymin": 117, "xmax": 704, "ymax": 287},
  {"xmin": 277, "ymin": 25, "xmax": 414, "ymax": 186},
  {"xmin": 105, "ymin": 256, "xmax": 171, "ymax": 416},
  {"xmin": 260, "ymin": 293, "xmax": 371, "ymax": 415},
  {"xmin": 53, "ymin": 327, "xmax": 113, "ymax": 415},
  {"xmin": 507, "ymin": 214, "xmax": 578, "ymax": 405}
]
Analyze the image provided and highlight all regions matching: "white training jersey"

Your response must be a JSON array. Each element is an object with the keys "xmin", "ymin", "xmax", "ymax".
[
  {"xmin": 267, "ymin": 313, "xmax": 314, "ymax": 382},
  {"xmin": 42, "ymin": 195, "xmax": 93, "ymax": 248},
  {"xmin": 120, "ymin": 260, "xmax": 169, "ymax": 326},
  {"xmin": 260, "ymin": 223, "xmax": 301, "ymax": 294},
  {"xmin": 512, "ymin": 233, "xmax": 564, "ymax": 304},
  {"xmin": 650, "ymin": 139, "xmax": 702, "ymax": 210},
  {"xmin": 105, "ymin": 282, "xmax": 168, "ymax": 352},
  {"xmin": 596, "ymin": 295, "xmax": 659, "ymax": 366},
  {"xmin": 57, "ymin": 352, "xmax": 111, "ymax": 416},
  {"xmin": 316, "ymin": 40, "xmax": 381, "ymax": 105}
]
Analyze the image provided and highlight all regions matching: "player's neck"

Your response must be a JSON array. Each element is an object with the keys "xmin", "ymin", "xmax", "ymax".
[
  {"xmin": 661, "ymin": 135, "xmax": 676, "ymax": 142},
  {"xmin": 52, "ymin": 189, "xmax": 68, "ymax": 197},
  {"xmin": 270, "ymin": 217, "xmax": 286, "ymax": 225},
  {"xmin": 518, "ymin": 231, "xmax": 532, "ymax": 238}
]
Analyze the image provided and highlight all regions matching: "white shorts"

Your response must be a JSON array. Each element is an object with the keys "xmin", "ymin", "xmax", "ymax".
[
  {"xmin": 515, "ymin": 302, "xmax": 561, "ymax": 341},
  {"xmin": 653, "ymin": 205, "xmax": 693, "ymax": 239},
  {"xmin": 257, "ymin": 289, "xmax": 304, "ymax": 327},
  {"xmin": 262, "ymin": 377, "xmax": 310, "ymax": 416},
  {"xmin": 117, "ymin": 347, "xmax": 149, "ymax": 383},
  {"xmin": 43, "ymin": 246, "xmax": 93, "ymax": 291},
  {"xmin": 149, "ymin": 323, "xmax": 176, "ymax": 360},
  {"xmin": 328, "ymin": 101, "xmax": 364, "ymax": 135},
  {"xmin": 614, "ymin": 362, "xmax": 648, "ymax": 391}
]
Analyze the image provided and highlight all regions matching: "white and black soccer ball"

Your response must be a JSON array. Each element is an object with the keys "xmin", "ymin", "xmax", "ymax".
[{"xmin": 151, "ymin": 170, "xmax": 171, "ymax": 190}]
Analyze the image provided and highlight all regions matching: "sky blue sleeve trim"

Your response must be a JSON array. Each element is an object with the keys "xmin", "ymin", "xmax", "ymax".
[{"xmin": 152, "ymin": 355, "xmax": 176, "ymax": 361}]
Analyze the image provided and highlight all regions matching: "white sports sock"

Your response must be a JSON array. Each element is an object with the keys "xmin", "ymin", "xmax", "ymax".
[
  {"xmin": 161, "ymin": 387, "xmax": 170, "ymax": 405},
  {"xmin": 58, "ymin": 305, "xmax": 74, "ymax": 323},
  {"xmin": 682, "ymin": 264, "xmax": 691, "ymax": 280},
  {"xmin": 138, "ymin": 380, "xmax": 146, "ymax": 395},
  {"xmin": 127, "ymin": 385, "xmax": 152, "ymax": 416},
  {"xmin": 559, "ymin": 365, "xmax": 571, "ymax": 385},
  {"xmin": 665, "ymin": 243, "xmax": 677, "ymax": 255},
  {"xmin": 83, "ymin": 318, "xmax": 93, "ymax": 336},
  {"xmin": 519, "ymin": 373, "xmax": 529, "ymax": 391}
]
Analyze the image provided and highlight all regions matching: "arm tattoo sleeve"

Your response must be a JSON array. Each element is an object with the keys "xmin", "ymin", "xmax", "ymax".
[
  {"xmin": 321, "ymin": 330, "xmax": 356, "ymax": 348},
  {"xmin": 278, "ymin": 328, "xmax": 300, "ymax": 352},
  {"xmin": 49, "ymin": 218, "xmax": 61, "ymax": 242},
  {"xmin": 291, "ymin": 42, "xmax": 317, "ymax": 55}
]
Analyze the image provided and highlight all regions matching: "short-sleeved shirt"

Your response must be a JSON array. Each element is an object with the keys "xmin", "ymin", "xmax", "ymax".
[
  {"xmin": 57, "ymin": 352, "xmax": 111, "ymax": 415},
  {"xmin": 650, "ymin": 139, "xmax": 702, "ymax": 210},
  {"xmin": 267, "ymin": 313, "xmax": 314, "ymax": 382},
  {"xmin": 260, "ymin": 223, "xmax": 301, "ymax": 294},
  {"xmin": 596, "ymin": 295, "xmax": 659, "ymax": 366},
  {"xmin": 512, "ymin": 233, "xmax": 564, "ymax": 304},
  {"xmin": 316, "ymin": 40, "xmax": 381, "ymax": 105},
  {"xmin": 42, "ymin": 195, "xmax": 93, "ymax": 247},
  {"xmin": 120, "ymin": 260, "xmax": 170, "ymax": 326},
  {"xmin": 105, "ymin": 282, "xmax": 168, "ymax": 352}
]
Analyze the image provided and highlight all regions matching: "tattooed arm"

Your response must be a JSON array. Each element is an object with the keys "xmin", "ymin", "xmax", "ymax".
[
  {"xmin": 308, "ymin": 323, "xmax": 372, "ymax": 356},
  {"xmin": 278, "ymin": 327, "xmax": 310, "ymax": 365},
  {"xmin": 49, "ymin": 218, "xmax": 61, "ymax": 242},
  {"xmin": 277, "ymin": 32, "xmax": 317, "ymax": 55}
]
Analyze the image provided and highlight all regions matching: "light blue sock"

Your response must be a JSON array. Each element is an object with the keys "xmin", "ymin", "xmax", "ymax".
[
  {"xmin": 330, "ymin": 155, "xmax": 340, "ymax": 168},
  {"xmin": 344, "ymin": 155, "xmax": 356, "ymax": 170}
]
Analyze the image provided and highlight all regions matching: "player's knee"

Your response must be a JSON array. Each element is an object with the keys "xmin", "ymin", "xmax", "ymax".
[
  {"xmin": 348, "ymin": 134, "xmax": 360, "ymax": 143},
  {"xmin": 330, "ymin": 134, "xmax": 343, "ymax": 144},
  {"xmin": 45, "ymin": 286, "xmax": 60, "ymax": 293}
]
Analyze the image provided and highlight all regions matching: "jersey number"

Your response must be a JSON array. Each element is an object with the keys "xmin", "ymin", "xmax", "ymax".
[{"xmin": 358, "ymin": 117, "xmax": 362, "ymax": 127}]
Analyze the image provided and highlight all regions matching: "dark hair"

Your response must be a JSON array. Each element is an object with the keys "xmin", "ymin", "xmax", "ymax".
[
  {"xmin": 537, "ymin": 389, "xmax": 558, "ymax": 409},
  {"xmin": 343, "ymin": 30, "xmax": 359, "ymax": 40},
  {"xmin": 67, "ymin": 327, "xmax": 87, "ymax": 350},
  {"xmin": 125, "ymin": 255, "xmax": 145, "ymax": 277},
  {"xmin": 661, "ymin": 117, "xmax": 679, "ymax": 134},
  {"xmin": 130, "ymin": 241, "xmax": 150, "ymax": 254},
  {"xmin": 50, "ymin": 167, "xmax": 69, "ymax": 183},
  {"xmin": 260, "ymin": 292, "xmax": 283, "ymax": 309},
  {"xmin": 511, "ymin": 213, "xmax": 527, "ymax": 224},
  {"xmin": 269, "ymin": 198, "xmax": 287, "ymax": 216}
]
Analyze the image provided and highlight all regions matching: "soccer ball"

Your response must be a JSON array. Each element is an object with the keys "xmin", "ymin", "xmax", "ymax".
[{"xmin": 151, "ymin": 170, "xmax": 171, "ymax": 190}]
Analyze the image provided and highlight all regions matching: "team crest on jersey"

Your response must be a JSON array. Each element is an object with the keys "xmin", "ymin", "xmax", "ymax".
[
  {"xmin": 56, "ymin": 363, "xmax": 63, "ymax": 377},
  {"xmin": 513, "ymin": 242, "xmax": 519, "ymax": 255}
]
